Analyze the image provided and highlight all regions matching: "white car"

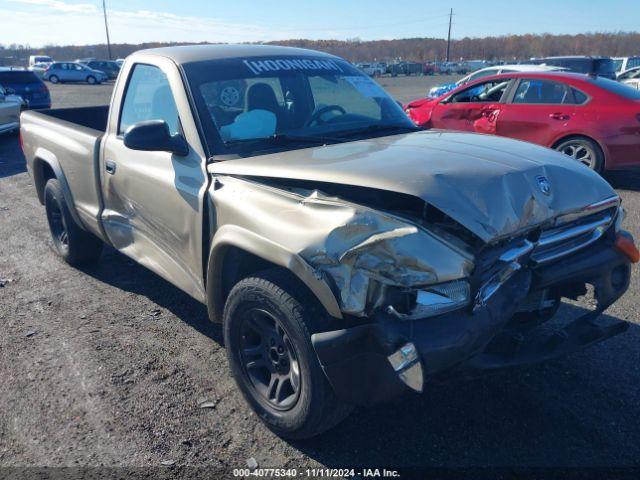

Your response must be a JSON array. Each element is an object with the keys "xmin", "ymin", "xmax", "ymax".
[
  {"xmin": 618, "ymin": 66, "xmax": 640, "ymax": 89},
  {"xmin": 28, "ymin": 62, "xmax": 49, "ymax": 78},
  {"xmin": 427, "ymin": 64, "xmax": 564, "ymax": 98},
  {"xmin": 613, "ymin": 57, "xmax": 640, "ymax": 76},
  {"xmin": 0, "ymin": 84, "xmax": 22, "ymax": 135},
  {"xmin": 28, "ymin": 55, "xmax": 53, "ymax": 68}
]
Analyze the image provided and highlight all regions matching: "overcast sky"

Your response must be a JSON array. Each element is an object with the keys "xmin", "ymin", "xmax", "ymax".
[{"xmin": 1, "ymin": 0, "xmax": 639, "ymax": 47}]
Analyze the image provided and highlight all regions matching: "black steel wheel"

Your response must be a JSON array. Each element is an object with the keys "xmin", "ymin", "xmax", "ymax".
[
  {"xmin": 44, "ymin": 178, "xmax": 103, "ymax": 265},
  {"xmin": 46, "ymin": 188, "xmax": 70, "ymax": 255},
  {"xmin": 223, "ymin": 269, "xmax": 352, "ymax": 439},
  {"xmin": 238, "ymin": 308, "xmax": 301, "ymax": 411}
]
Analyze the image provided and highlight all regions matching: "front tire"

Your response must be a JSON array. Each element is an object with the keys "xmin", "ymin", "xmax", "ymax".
[
  {"xmin": 555, "ymin": 137, "xmax": 604, "ymax": 172},
  {"xmin": 49, "ymin": 75, "xmax": 59, "ymax": 84},
  {"xmin": 44, "ymin": 178, "xmax": 103, "ymax": 265},
  {"xmin": 87, "ymin": 75, "xmax": 97, "ymax": 85},
  {"xmin": 223, "ymin": 269, "xmax": 352, "ymax": 439}
]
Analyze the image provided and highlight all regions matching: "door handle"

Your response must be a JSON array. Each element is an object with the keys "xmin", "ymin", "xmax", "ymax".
[
  {"xmin": 549, "ymin": 113, "xmax": 570, "ymax": 121},
  {"xmin": 105, "ymin": 160, "xmax": 117, "ymax": 175}
]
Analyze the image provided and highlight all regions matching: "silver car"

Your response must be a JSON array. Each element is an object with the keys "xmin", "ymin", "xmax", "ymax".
[
  {"xmin": 0, "ymin": 84, "xmax": 21, "ymax": 134},
  {"xmin": 43, "ymin": 62, "xmax": 108, "ymax": 85}
]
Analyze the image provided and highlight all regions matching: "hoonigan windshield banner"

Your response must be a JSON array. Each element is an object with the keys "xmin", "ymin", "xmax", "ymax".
[{"xmin": 243, "ymin": 58, "xmax": 344, "ymax": 75}]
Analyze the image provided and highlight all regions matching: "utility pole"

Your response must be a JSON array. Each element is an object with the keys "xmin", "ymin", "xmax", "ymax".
[
  {"xmin": 102, "ymin": 0, "xmax": 112, "ymax": 60},
  {"xmin": 446, "ymin": 8, "xmax": 453, "ymax": 62}
]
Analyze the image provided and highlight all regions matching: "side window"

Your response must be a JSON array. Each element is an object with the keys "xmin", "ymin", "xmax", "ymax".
[
  {"xmin": 628, "ymin": 58, "xmax": 640, "ymax": 69},
  {"xmin": 449, "ymin": 79, "xmax": 511, "ymax": 103},
  {"xmin": 512, "ymin": 79, "xmax": 569, "ymax": 104},
  {"xmin": 571, "ymin": 88, "xmax": 589, "ymax": 105},
  {"xmin": 119, "ymin": 64, "xmax": 180, "ymax": 135},
  {"xmin": 469, "ymin": 68, "xmax": 497, "ymax": 81}
]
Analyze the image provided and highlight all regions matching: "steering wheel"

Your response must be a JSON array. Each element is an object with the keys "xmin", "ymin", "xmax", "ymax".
[{"xmin": 305, "ymin": 105, "xmax": 346, "ymax": 127}]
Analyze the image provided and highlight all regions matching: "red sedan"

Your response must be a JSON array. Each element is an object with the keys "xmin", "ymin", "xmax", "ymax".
[{"xmin": 405, "ymin": 72, "xmax": 640, "ymax": 172}]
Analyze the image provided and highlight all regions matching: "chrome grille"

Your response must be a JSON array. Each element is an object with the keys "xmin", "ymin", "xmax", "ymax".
[{"xmin": 530, "ymin": 209, "xmax": 614, "ymax": 265}]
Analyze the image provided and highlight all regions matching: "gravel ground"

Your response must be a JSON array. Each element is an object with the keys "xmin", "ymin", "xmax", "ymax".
[{"xmin": 0, "ymin": 76, "xmax": 639, "ymax": 478}]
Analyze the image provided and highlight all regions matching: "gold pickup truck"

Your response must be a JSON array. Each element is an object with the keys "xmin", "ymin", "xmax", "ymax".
[{"xmin": 20, "ymin": 45, "xmax": 638, "ymax": 439}]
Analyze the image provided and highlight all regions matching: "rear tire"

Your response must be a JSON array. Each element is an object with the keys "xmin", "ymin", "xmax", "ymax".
[
  {"xmin": 223, "ymin": 269, "xmax": 352, "ymax": 439},
  {"xmin": 554, "ymin": 136, "xmax": 604, "ymax": 173},
  {"xmin": 44, "ymin": 178, "xmax": 103, "ymax": 265},
  {"xmin": 49, "ymin": 75, "xmax": 59, "ymax": 84}
]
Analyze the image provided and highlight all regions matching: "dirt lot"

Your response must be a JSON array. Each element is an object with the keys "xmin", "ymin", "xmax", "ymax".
[{"xmin": 1, "ymin": 76, "xmax": 640, "ymax": 478}]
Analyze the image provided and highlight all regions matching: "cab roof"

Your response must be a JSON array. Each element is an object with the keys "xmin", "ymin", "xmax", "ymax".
[{"xmin": 136, "ymin": 44, "xmax": 338, "ymax": 65}]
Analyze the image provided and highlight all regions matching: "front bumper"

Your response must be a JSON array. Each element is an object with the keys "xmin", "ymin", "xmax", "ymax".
[{"xmin": 311, "ymin": 242, "xmax": 632, "ymax": 406}]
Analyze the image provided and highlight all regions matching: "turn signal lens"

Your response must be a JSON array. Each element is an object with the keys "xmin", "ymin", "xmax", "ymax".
[{"xmin": 615, "ymin": 233, "xmax": 640, "ymax": 263}]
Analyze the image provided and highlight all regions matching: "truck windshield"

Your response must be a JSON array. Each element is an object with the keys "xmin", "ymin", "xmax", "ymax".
[{"xmin": 183, "ymin": 56, "xmax": 417, "ymax": 156}]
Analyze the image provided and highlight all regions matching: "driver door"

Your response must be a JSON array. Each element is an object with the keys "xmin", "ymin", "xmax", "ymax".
[
  {"xmin": 430, "ymin": 78, "xmax": 513, "ymax": 133},
  {"xmin": 100, "ymin": 60, "xmax": 209, "ymax": 301}
]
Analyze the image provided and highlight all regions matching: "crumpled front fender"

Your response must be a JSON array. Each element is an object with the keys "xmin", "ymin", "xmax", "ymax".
[{"xmin": 208, "ymin": 175, "xmax": 473, "ymax": 318}]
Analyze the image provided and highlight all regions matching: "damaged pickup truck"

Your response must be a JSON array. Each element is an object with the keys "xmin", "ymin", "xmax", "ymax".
[{"xmin": 20, "ymin": 45, "xmax": 639, "ymax": 439}]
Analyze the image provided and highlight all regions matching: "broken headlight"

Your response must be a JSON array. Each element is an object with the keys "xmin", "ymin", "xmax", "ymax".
[{"xmin": 386, "ymin": 279, "xmax": 470, "ymax": 320}]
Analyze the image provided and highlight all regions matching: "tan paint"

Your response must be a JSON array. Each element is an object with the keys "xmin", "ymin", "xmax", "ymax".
[
  {"xmin": 209, "ymin": 130, "xmax": 617, "ymax": 243},
  {"xmin": 209, "ymin": 176, "xmax": 473, "ymax": 316}
]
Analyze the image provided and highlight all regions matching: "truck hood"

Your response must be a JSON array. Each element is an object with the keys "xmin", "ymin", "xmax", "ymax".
[{"xmin": 208, "ymin": 130, "xmax": 617, "ymax": 243}]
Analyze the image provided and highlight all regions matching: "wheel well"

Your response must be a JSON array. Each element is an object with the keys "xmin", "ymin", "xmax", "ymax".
[
  {"xmin": 209, "ymin": 245, "xmax": 330, "ymax": 323},
  {"xmin": 33, "ymin": 158, "xmax": 56, "ymax": 205},
  {"xmin": 551, "ymin": 134, "xmax": 606, "ymax": 167}
]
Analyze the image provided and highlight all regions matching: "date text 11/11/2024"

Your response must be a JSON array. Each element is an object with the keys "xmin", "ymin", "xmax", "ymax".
[{"xmin": 232, "ymin": 468, "xmax": 401, "ymax": 477}]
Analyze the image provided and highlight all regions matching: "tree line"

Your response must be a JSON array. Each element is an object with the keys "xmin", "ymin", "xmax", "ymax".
[{"xmin": 1, "ymin": 32, "xmax": 639, "ymax": 65}]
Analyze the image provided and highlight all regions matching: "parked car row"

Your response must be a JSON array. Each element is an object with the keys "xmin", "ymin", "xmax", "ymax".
[
  {"xmin": 356, "ymin": 60, "xmax": 481, "ymax": 77},
  {"xmin": 21, "ymin": 55, "xmax": 123, "ymax": 84},
  {"xmin": 406, "ymin": 71, "xmax": 640, "ymax": 172}
]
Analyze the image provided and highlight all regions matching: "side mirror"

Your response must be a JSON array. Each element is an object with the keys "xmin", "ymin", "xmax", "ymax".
[{"xmin": 123, "ymin": 120, "xmax": 189, "ymax": 156}]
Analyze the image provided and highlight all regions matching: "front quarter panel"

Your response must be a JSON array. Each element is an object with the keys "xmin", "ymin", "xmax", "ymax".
[{"xmin": 207, "ymin": 175, "xmax": 473, "ymax": 320}]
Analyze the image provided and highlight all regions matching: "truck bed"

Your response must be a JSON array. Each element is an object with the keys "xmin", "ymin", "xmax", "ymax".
[
  {"xmin": 40, "ymin": 105, "xmax": 109, "ymax": 132},
  {"xmin": 20, "ymin": 105, "xmax": 109, "ymax": 239}
]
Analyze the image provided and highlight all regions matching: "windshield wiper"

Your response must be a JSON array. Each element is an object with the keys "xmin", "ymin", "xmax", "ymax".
[
  {"xmin": 224, "ymin": 133, "xmax": 344, "ymax": 147},
  {"xmin": 333, "ymin": 124, "xmax": 420, "ymax": 138}
]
